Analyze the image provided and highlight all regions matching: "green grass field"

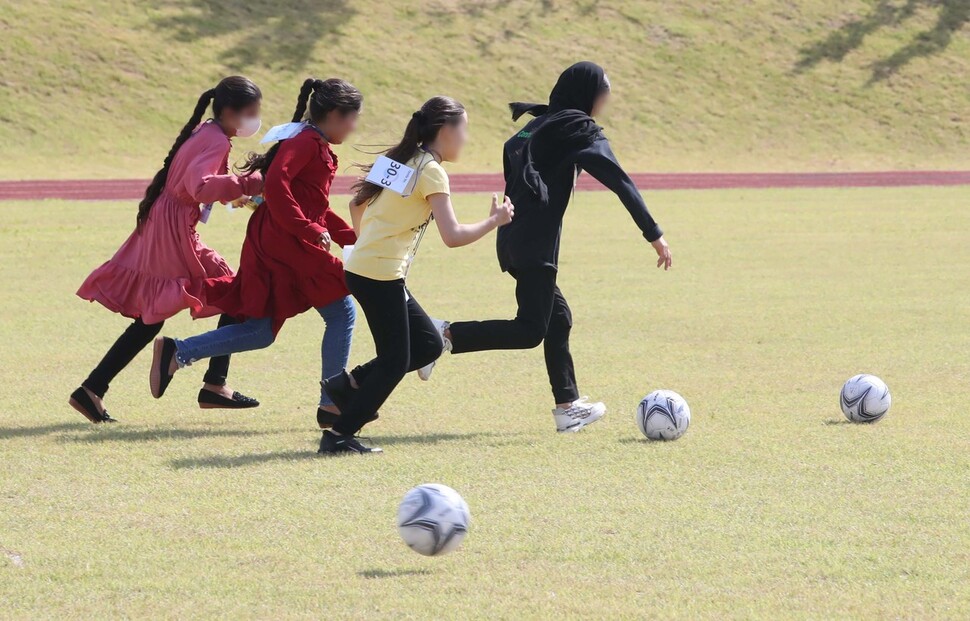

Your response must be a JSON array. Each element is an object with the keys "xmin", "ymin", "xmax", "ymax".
[
  {"xmin": 1, "ymin": 187, "xmax": 969, "ymax": 619},
  {"xmin": 1, "ymin": 0, "xmax": 968, "ymax": 178}
]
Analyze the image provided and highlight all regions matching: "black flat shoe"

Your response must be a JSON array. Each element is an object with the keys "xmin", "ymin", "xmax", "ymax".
[
  {"xmin": 150, "ymin": 337, "xmax": 177, "ymax": 399},
  {"xmin": 198, "ymin": 388, "xmax": 259, "ymax": 409},
  {"xmin": 317, "ymin": 430, "xmax": 382, "ymax": 455},
  {"xmin": 68, "ymin": 387, "xmax": 117, "ymax": 424}
]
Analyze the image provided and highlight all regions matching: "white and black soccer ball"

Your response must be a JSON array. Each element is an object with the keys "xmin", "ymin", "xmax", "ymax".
[
  {"xmin": 397, "ymin": 484, "xmax": 470, "ymax": 557},
  {"xmin": 840, "ymin": 374, "xmax": 891, "ymax": 423},
  {"xmin": 636, "ymin": 390, "xmax": 691, "ymax": 441}
]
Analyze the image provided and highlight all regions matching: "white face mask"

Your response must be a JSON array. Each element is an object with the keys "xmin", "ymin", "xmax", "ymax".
[{"xmin": 236, "ymin": 116, "xmax": 262, "ymax": 138}]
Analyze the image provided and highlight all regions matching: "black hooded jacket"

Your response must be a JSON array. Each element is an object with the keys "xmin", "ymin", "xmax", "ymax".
[{"xmin": 497, "ymin": 62, "xmax": 662, "ymax": 272}]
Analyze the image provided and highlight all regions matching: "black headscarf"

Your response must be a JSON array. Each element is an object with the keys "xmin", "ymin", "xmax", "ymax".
[{"xmin": 508, "ymin": 61, "xmax": 610, "ymax": 206}]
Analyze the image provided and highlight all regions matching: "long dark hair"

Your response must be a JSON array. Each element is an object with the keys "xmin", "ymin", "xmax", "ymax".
[
  {"xmin": 136, "ymin": 76, "xmax": 261, "ymax": 229},
  {"xmin": 239, "ymin": 78, "xmax": 363, "ymax": 177},
  {"xmin": 352, "ymin": 96, "xmax": 465, "ymax": 205}
]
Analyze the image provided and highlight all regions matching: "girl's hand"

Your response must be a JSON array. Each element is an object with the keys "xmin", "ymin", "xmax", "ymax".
[
  {"xmin": 489, "ymin": 193, "xmax": 514, "ymax": 226},
  {"xmin": 229, "ymin": 195, "xmax": 251, "ymax": 209},
  {"xmin": 319, "ymin": 231, "xmax": 332, "ymax": 251},
  {"xmin": 651, "ymin": 236, "xmax": 672, "ymax": 270}
]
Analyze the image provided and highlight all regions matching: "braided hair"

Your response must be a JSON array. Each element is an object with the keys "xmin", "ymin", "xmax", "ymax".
[
  {"xmin": 239, "ymin": 78, "xmax": 363, "ymax": 177},
  {"xmin": 136, "ymin": 76, "xmax": 261, "ymax": 229}
]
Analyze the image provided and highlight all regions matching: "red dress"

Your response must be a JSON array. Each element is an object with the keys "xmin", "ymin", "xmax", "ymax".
[{"xmin": 191, "ymin": 126, "xmax": 355, "ymax": 333}]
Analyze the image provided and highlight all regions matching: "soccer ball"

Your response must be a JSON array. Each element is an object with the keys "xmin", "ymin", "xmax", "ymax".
[
  {"xmin": 840, "ymin": 374, "xmax": 891, "ymax": 423},
  {"xmin": 636, "ymin": 390, "xmax": 691, "ymax": 441},
  {"xmin": 397, "ymin": 484, "xmax": 470, "ymax": 557}
]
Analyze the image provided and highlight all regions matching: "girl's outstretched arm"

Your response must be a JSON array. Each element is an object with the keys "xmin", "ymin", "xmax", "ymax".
[
  {"xmin": 430, "ymin": 192, "xmax": 514, "ymax": 248},
  {"xmin": 184, "ymin": 137, "xmax": 263, "ymax": 204},
  {"xmin": 577, "ymin": 138, "xmax": 672, "ymax": 270}
]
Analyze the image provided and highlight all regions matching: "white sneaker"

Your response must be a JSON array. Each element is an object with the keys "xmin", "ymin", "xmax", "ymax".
[
  {"xmin": 417, "ymin": 319, "xmax": 452, "ymax": 381},
  {"xmin": 553, "ymin": 397, "xmax": 606, "ymax": 433}
]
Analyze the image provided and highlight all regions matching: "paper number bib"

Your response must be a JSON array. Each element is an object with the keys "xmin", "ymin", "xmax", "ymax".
[{"xmin": 364, "ymin": 155, "xmax": 416, "ymax": 196}]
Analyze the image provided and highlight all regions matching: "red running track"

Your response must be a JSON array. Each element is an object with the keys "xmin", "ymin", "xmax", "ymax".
[{"xmin": 0, "ymin": 171, "xmax": 968, "ymax": 201}]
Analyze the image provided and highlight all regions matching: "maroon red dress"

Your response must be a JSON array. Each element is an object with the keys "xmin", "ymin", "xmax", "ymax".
[{"xmin": 191, "ymin": 126, "xmax": 355, "ymax": 333}]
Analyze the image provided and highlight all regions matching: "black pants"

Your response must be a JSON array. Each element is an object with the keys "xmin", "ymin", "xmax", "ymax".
[
  {"xmin": 333, "ymin": 272, "xmax": 443, "ymax": 436},
  {"xmin": 448, "ymin": 266, "xmax": 579, "ymax": 404},
  {"xmin": 82, "ymin": 314, "xmax": 237, "ymax": 398}
]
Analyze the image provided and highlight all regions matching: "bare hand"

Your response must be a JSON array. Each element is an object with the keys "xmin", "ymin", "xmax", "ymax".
[
  {"xmin": 319, "ymin": 231, "xmax": 332, "ymax": 251},
  {"xmin": 489, "ymin": 193, "xmax": 514, "ymax": 226},
  {"xmin": 651, "ymin": 236, "xmax": 672, "ymax": 270},
  {"xmin": 229, "ymin": 195, "xmax": 250, "ymax": 209}
]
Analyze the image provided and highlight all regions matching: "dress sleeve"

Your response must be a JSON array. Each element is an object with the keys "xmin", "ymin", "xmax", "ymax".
[
  {"xmin": 323, "ymin": 209, "xmax": 357, "ymax": 247},
  {"xmin": 575, "ymin": 138, "xmax": 663, "ymax": 242},
  {"xmin": 182, "ymin": 131, "xmax": 257, "ymax": 204},
  {"xmin": 264, "ymin": 136, "xmax": 326, "ymax": 244},
  {"xmin": 417, "ymin": 161, "xmax": 451, "ymax": 198},
  {"xmin": 239, "ymin": 171, "xmax": 264, "ymax": 197}
]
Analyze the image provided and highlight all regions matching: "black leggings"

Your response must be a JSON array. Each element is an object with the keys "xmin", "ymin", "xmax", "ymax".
[
  {"xmin": 448, "ymin": 266, "xmax": 579, "ymax": 404},
  {"xmin": 82, "ymin": 314, "xmax": 237, "ymax": 398},
  {"xmin": 333, "ymin": 272, "xmax": 443, "ymax": 436}
]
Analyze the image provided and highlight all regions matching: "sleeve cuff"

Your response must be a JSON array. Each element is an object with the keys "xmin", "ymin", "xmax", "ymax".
[
  {"xmin": 301, "ymin": 222, "xmax": 327, "ymax": 244},
  {"xmin": 333, "ymin": 230, "xmax": 358, "ymax": 247},
  {"xmin": 242, "ymin": 172, "xmax": 264, "ymax": 196},
  {"xmin": 642, "ymin": 225, "xmax": 663, "ymax": 243}
]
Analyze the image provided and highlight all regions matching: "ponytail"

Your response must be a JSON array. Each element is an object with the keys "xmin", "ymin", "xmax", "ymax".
[
  {"xmin": 238, "ymin": 79, "xmax": 314, "ymax": 177},
  {"xmin": 351, "ymin": 96, "xmax": 465, "ymax": 206},
  {"xmin": 352, "ymin": 115, "xmax": 423, "ymax": 206},
  {"xmin": 239, "ymin": 78, "xmax": 363, "ymax": 178},
  {"xmin": 291, "ymin": 78, "xmax": 316, "ymax": 123},
  {"xmin": 137, "ymin": 89, "xmax": 214, "ymax": 228}
]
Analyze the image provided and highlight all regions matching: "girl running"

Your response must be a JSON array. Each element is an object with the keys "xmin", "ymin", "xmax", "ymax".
[
  {"xmin": 424, "ymin": 61, "xmax": 672, "ymax": 433},
  {"xmin": 317, "ymin": 96, "xmax": 514, "ymax": 455},
  {"xmin": 71, "ymin": 76, "xmax": 264, "ymax": 423},
  {"xmin": 150, "ymin": 78, "xmax": 362, "ymax": 428}
]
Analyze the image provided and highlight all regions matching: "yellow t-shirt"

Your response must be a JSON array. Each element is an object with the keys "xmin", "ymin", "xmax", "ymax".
[{"xmin": 345, "ymin": 152, "xmax": 450, "ymax": 281}]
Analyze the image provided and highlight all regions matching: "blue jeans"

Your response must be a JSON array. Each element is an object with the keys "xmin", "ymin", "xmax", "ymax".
[
  {"xmin": 316, "ymin": 296, "xmax": 355, "ymax": 406},
  {"xmin": 174, "ymin": 296, "xmax": 355, "ymax": 406}
]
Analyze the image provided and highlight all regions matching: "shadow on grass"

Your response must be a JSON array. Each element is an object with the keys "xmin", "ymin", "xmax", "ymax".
[
  {"xmin": 0, "ymin": 422, "xmax": 91, "ymax": 440},
  {"xmin": 424, "ymin": 0, "xmax": 552, "ymax": 57},
  {"xmin": 794, "ymin": 0, "xmax": 970, "ymax": 82},
  {"xmin": 358, "ymin": 568, "xmax": 431, "ymax": 579},
  {"xmin": 617, "ymin": 437, "xmax": 681, "ymax": 445},
  {"xmin": 59, "ymin": 427, "xmax": 271, "ymax": 444},
  {"xmin": 367, "ymin": 431, "xmax": 513, "ymax": 447},
  {"xmin": 167, "ymin": 431, "xmax": 518, "ymax": 469},
  {"xmin": 169, "ymin": 450, "xmax": 312, "ymax": 470},
  {"xmin": 823, "ymin": 419, "xmax": 881, "ymax": 426},
  {"xmin": 145, "ymin": 0, "xmax": 356, "ymax": 71},
  {"xmin": 426, "ymin": 0, "xmax": 550, "ymax": 21}
]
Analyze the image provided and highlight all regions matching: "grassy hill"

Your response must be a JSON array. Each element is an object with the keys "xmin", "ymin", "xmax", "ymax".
[{"xmin": 1, "ymin": 0, "xmax": 968, "ymax": 179}]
